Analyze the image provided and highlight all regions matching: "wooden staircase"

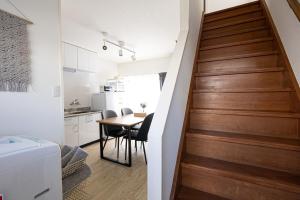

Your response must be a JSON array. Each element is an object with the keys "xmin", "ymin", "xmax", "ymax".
[{"xmin": 174, "ymin": 1, "xmax": 300, "ymax": 199}]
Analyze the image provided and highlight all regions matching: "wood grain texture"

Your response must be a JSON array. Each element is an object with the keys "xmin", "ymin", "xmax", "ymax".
[
  {"xmin": 83, "ymin": 142, "xmax": 147, "ymax": 200},
  {"xmin": 175, "ymin": 0, "xmax": 300, "ymax": 198}
]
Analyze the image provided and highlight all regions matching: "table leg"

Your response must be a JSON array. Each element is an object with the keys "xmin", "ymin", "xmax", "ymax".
[
  {"xmin": 128, "ymin": 126, "xmax": 132, "ymax": 167},
  {"xmin": 99, "ymin": 123, "xmax": 104, "ymax": 158}
]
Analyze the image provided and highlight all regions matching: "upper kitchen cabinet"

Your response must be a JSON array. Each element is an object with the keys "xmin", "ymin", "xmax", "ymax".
[
  {"xmin": 63, "ymin": 43, "xmax": 78, "ymax": 70},
  {"xmin": 77, "ymin": 48, "xmax": 90, "ymax": 72},
  {"xmin": 89, "ymin": 52, "xmax": 99, "ymax": 73}
]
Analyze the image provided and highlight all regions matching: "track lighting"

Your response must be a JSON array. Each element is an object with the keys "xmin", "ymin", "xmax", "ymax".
[{"xmin": 101, "ymin": 36, "xmax": 136, "ymax": 60}]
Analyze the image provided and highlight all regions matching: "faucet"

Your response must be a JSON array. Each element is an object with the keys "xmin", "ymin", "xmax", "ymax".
[{"xmin": 70, "ymin": 99, "xmax": 80, "ymax": 106}]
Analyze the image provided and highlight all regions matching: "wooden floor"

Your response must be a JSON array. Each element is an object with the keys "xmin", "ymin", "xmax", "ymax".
[{"xmin": 83, "ymin": 140, "xmax": 147, "ymax": 200}]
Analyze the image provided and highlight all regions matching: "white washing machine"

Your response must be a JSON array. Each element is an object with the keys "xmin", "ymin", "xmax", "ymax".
[{"xmin": 0, "ymin": 136, "xmax": 62, "ymax": 200}]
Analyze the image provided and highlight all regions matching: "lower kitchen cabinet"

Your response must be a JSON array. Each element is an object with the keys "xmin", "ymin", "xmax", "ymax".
[
  {"xmin": 64, "ymin": 117, "xmax": 79, "ymax": 147},
  {"xmin": 78, "ymin": 113, "xmax": 101, "ymax": 146},
  {"xmin": 64, "ymin": 113, "xmax": 101, "ymax": 147}
]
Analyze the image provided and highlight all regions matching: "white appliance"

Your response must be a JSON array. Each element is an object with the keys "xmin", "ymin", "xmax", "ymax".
[
  {"xmin": 0, "ymin": 136, "xmax": 62, "ymax": 200},
  {"xmin": 91, "ymin": 92, "xmax": 124, "ymax": 115}
]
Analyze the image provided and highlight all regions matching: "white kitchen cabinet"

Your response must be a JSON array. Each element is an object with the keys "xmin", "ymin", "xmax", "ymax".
[
  {"xmin": 89, "ymin": 52, "xmax": 99, "ymax": 73},
  {"xmin": 77, "ymin": 48, "xmax": 90, "ymax": 71},
  {"xmin": 78, "ymin": 113, "xmax": 101, "ymax": 146},
  {"xmin": 64, "ymin": 117, "xmax": 79, "ymax": 147},
  {"xmin": 63, "ymin": 43, "xmax": 77, "ymax": 70}
]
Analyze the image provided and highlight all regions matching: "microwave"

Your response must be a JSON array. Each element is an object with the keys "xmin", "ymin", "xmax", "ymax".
[{"xmin": 100, "ymin": 85, "xmax": 112, "ymax": 92}]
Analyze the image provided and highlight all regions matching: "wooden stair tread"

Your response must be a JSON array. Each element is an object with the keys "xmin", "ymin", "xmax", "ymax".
[
  {"xmin": 203, "ymin": 16, "xmax": 266, "ymax": 31},
  {"xmin": 176, "ymin": 186, "xmax": 229, "ymax": 200},
  {"xmin": 205, "ymin": 1, "xmax": 260, "ymax": 17},
  {"xmin": 202, "ymin": 26, "xmax": 269, "ymax": 40},
  {"xmin": 194, "ymin": 67, "xmax": 284, "ymax": 77},
  {"xmin": 199, "ymin": 37, "xmax": 273, "ymax": 51},
  {"xmin": 187, "ymin": 130, "xmax": 300, "ymax": 152},
  {"xmin": 204, "ymin": 8, "xmax": 263, "ymax": 23},
  {"xmin": 182, "ymin": 154, "xmax": 300, "ymax": 194},
  {"xmin": 198, "ymin": 51, "xmax": 278, "ymax": 63},
  {"xmin": 190, "ymin": 109, "xmax": 300, "ymax": 118},
  {"xmin": 193, "ymin": 88, "xmax": 293, "ymax": 93}
]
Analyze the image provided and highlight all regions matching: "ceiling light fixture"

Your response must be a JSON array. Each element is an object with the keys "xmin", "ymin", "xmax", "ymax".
[
  {"xmin": 101, "ymin": 37, "xmax": 136, "ymax": 60},
  {"xmin": 102, "ymin": 40, "xmax": 107, "ymax": 50}
]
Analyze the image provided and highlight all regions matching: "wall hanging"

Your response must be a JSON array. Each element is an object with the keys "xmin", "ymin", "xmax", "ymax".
[{"xmin": 0, "ymin": 5, "xmax": 32, "ymax": 92}]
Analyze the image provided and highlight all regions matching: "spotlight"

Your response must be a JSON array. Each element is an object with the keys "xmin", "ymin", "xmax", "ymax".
[
  {"xmin": 102, "ymin": 41, "xmax": 107, "ymax": 50},
  {"xmin": 131, "ymin": 54, "xmax": 136, "ymax": 61},
  {"xmin": 119, "ymin": 49, "xmax": 123, "ymax": 56}
]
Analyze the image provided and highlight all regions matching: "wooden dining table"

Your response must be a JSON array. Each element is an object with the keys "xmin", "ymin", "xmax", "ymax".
[{"xmin": 97, "ymin": 114, "xmax": 145, "ymax": 167}]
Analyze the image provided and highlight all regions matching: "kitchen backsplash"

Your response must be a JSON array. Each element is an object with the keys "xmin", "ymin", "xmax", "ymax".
[{"xmin": 64, "ymin": 71, "xmax": 103, "ymax": 109}]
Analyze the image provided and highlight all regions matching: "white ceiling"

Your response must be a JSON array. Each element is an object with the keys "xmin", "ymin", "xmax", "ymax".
[{"xmin": 61, "ymin": 0, "xmax": 180, "ymax": 63}]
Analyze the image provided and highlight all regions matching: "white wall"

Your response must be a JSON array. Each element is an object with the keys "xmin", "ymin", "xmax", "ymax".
[
  {"xmin": 118, "ymin": 57, "xmax": 170, "ymax": 76},
  {"xmin": 61, "ymin": 18, "xmax": 118, "ymax": 109},
  {"xmin": 206, "ymin": 0, "xmax": 256, "ymax": 13},
  {"xmin": 147, "ymin": 0, "xmax": 204, "ymax": 199},
  {"xmin": 0, "ymin": 0, "xmax": 63, "ymax": 143},
  {"xmin": 265, "ymin": 0, "xmax": 300, "ymax": 86}
]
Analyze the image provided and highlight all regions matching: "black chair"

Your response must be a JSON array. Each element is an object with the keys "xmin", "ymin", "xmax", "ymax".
[
  {"xmin": 121, "ymin": 107, "xmax": 141, "ymax": 130},
  {"xmin": 121, "ymin": 107, "xmax": 141, "ymax": 149},
  {"xmin": 124, "ymin": 113, "xmax": 154, "ymax": 164},
  {"xmin": 121, "ymin": 108, "xmax": 133, "ymax": 116},
  {"xmin": 101, "ymin": 110, "xmax": 126, "ymax": 159}
]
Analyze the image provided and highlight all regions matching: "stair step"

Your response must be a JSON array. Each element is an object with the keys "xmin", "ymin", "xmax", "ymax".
[
  {"xmin": 203, "ymin": 16, "xmax": 266, "ymax": 31},
  {"xmin": 205, "ymin": 1, "xmax": 260, "ymax": 19},
  {"xmin": 198, "ymin": 51, "xmax": 278, "ymax": 63},
  {"xmin": 195, "ymin": 71, "xmax": 285, "ymax": 91},
  {"xmin": 204, "ymin": 9, "xmax": 263, "ymax": 28},
  {"xmin": 182, "ymin": 154, "xmax": 300, "ymax": 196},
  {"xmin": 201, "ymin": 27, "xmax": 270, "ymax": 47},
  {"xmin": 187, "ymin": 130, "xmax": 300, "ymax": 152},
  {"xmin": 190, "ymin": 109, "xmax": 300, "ymax": 118},
  {"xmin": 199, "ymin": 37, "xmax": 273, "ymax": 51},
  {"xmin": 203, "ymin": 17, "xmax": 267, "ymax": 39},
  {"xmin": 185, "ymin": 130, "xmax": 300, "ymax": 175},
  {"xmin": 193, "ymin": 88, "xmax": 293, "ymax": 93},
  {"xmin": 189, "ymin": 109, "xmax": 300, "ymax": 139},
  {"xmin": 202, "ymin": 26, "xmax": 269, "ymax": 40},
  {"xmin": 204, "ymin": 7, "xmax": 262, "ymax": 23},
  {"xmin": 176, "ymin": 186, "xmax": 229, "ymax": 200},
  {"xmin": 198, "ymin": 51, "xmax": 278, "ymax": 72},
  {"xmin": 194, "ymin": 67, "xmax": 284, "ymax": 77},
  {"xmin": 192, "ymin": 89, "xmax": 293, "ymax": 112},
  {"xmin": 198, "ymin": 38, "xmax": 274, "ymax": 61}
]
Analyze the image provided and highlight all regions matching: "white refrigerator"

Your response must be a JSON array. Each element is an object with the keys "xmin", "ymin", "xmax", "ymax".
[{"xmin": 91, "ymin": 92, "xmax": 124, "ymax": 115}]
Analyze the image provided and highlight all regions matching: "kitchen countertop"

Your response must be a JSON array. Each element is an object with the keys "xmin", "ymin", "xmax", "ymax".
[{"xmin": 64, "ymin": 110, "xmax": 102, "ymax": 118}]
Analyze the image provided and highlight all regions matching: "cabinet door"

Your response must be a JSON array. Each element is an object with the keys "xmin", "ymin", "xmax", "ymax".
[
  {"xmin": 63, "ymin": 43, "xmax": 77, "ymax": 69},
  {"xmin": 79, "ymin": 114, "xmax": 100, "ymax": 145},
  {"xmin": 89, "ymin": 52, "xmax": 99, "ymax": 73},
  {"xmin": 77, "ymin": 48, "xmax": 90, "ymax": 71},
  {"xmin": 64, "ymin": 117, "xmax": 79, "ymax": 147}
]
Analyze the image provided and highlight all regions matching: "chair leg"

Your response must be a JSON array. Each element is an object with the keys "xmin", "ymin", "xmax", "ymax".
[
  {"xmin": 117, "ymin": 137, "xmax": 120, "ymax": 159},
  {"xmin": 135, "ymin": 140, "xmax": 137, "ymax": 152},
  {"xmin": 115, "ymin": 138, "xmax": 117, "ymax": 148},
  {"xmin": 121, "ymin": 137, "xmax": 124, "ymax": 144},
  {"xmin": 142, "ymin": 141, "xmax": 147, "ymax": 164},
  {"xmin": 103, "ymin": 136, "xmax": 109, "ymax": 148},
  {"xmin": 125, "ymin": 138, "xmax": 127, "ymax": 160}
]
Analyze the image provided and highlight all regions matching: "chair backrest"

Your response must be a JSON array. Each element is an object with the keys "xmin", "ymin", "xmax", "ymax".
[
  {"xmin": 101, "ymin": 110, "xmax": 122, "ymax": 135},
  {"xmin": 121, "ymin": 108, "xmax": 133, "ymax": 116},
  {"xmin": 136, "ymin": 113, "xmax": 154, "ymax": 141}
]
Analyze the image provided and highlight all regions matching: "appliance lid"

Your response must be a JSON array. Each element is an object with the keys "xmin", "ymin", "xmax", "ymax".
[{"xmin": 0, "ymin": 136, "xmax": 41, "ymax": 156}]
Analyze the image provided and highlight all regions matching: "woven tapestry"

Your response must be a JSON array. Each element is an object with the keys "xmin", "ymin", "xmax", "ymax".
[{"xmin": 0, "ymin": 9, "xmax": 30, "ymax": 92}]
